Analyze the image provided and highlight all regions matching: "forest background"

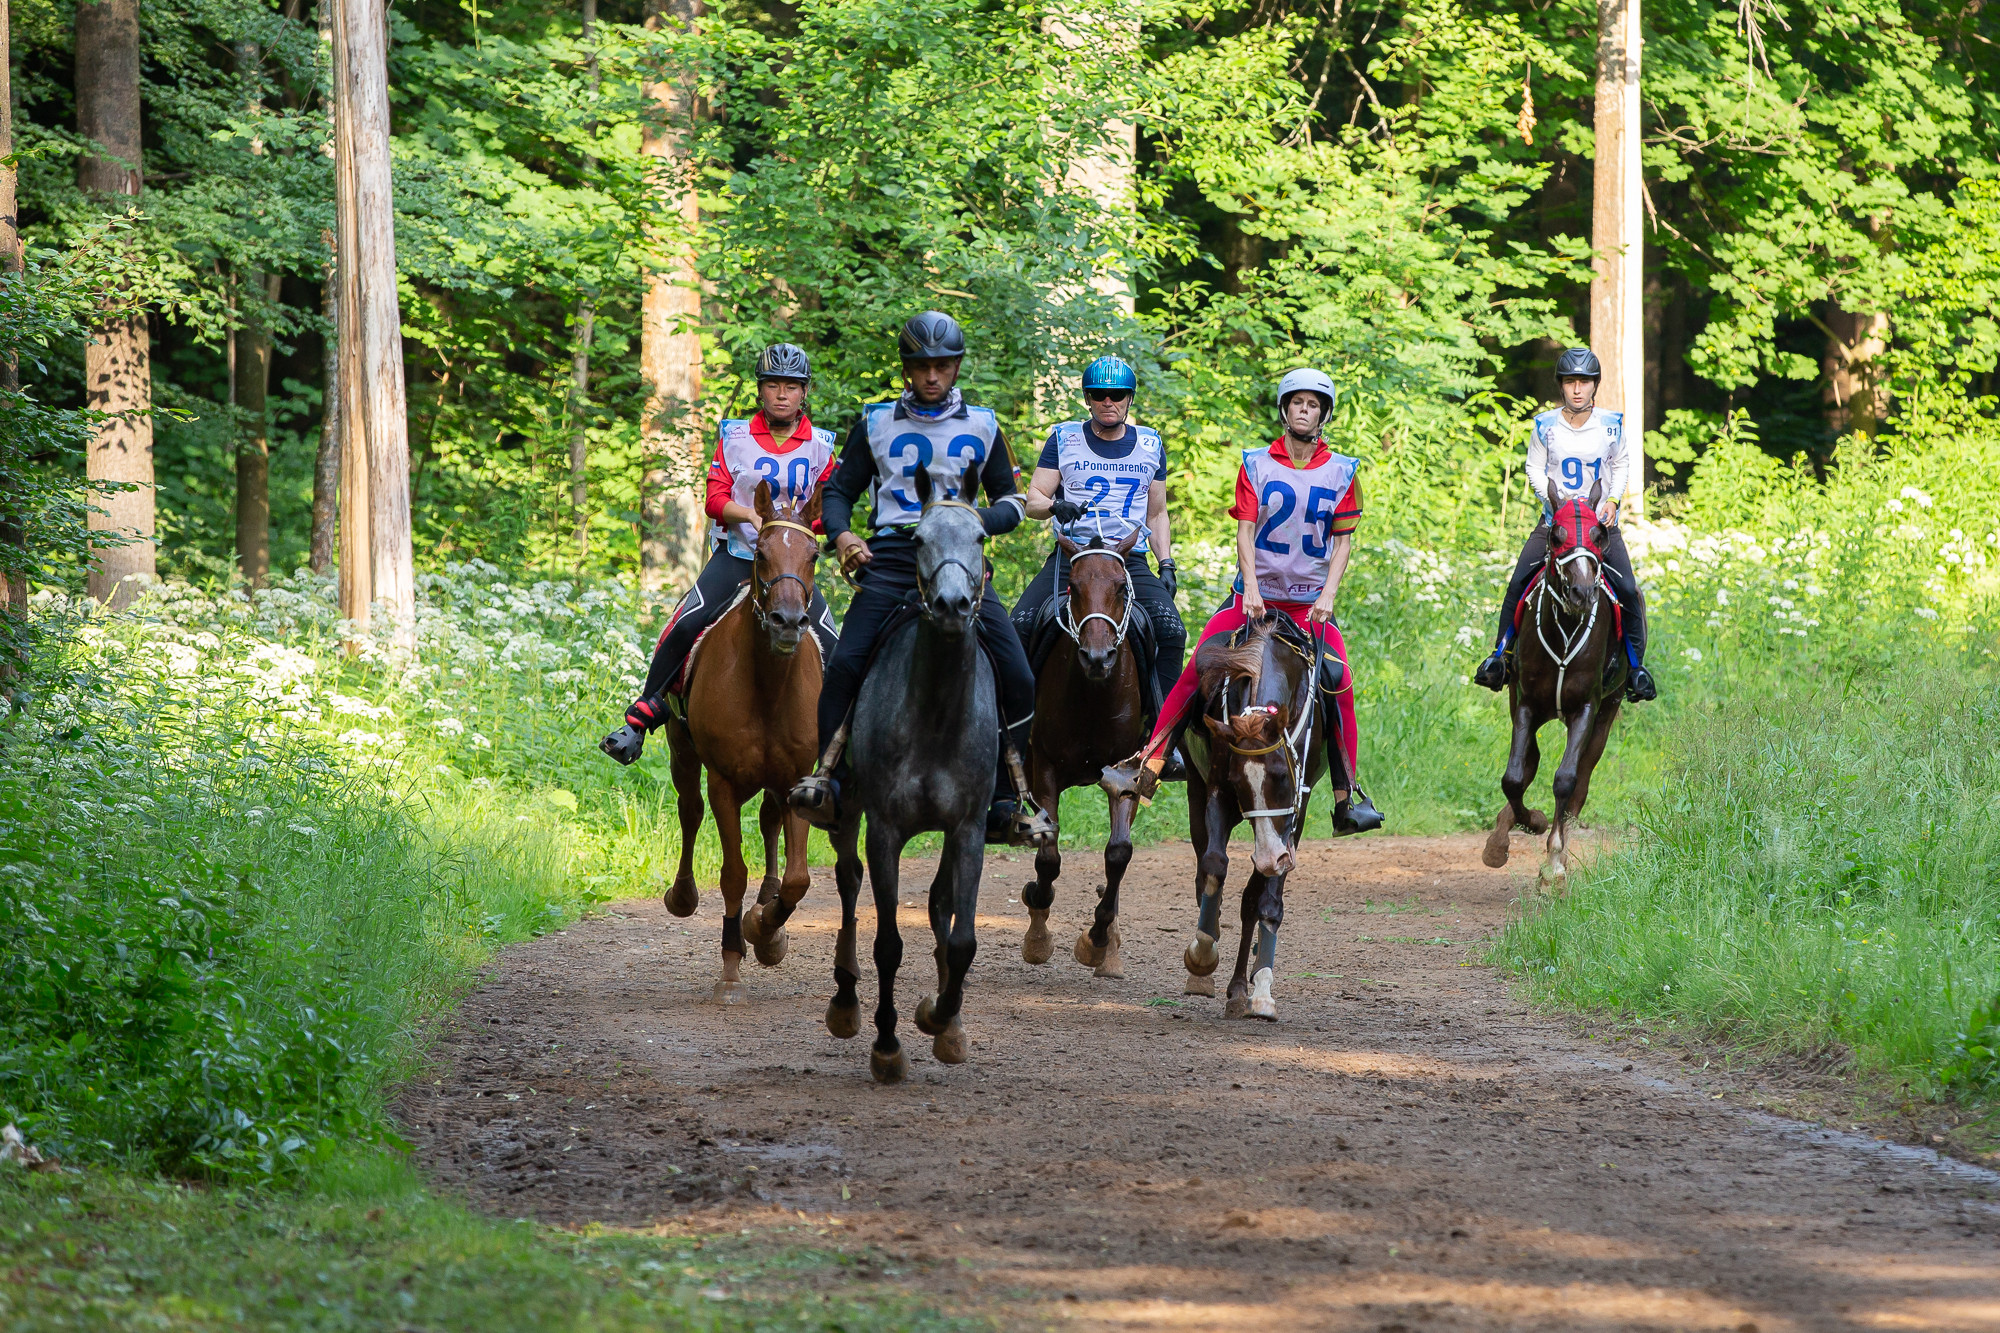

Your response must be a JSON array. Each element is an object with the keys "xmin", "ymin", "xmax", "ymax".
[{"xmin": 3, "ymin": 0, "xmax": 2000, "ymax": 1313}]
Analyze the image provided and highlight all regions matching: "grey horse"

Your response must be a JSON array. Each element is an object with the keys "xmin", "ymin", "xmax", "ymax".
[{"xmin": 824, "ymin": 464, "xmax": 999, "ymax": 1084}]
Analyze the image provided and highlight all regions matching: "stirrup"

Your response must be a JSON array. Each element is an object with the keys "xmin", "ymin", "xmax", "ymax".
[
  {"xmin": 1332, "ymin": 786, "xmax": 1384, "ymax": 837},
  {"xmin": 789, "ymin": 773, "xmax": 840, "ymax": 829},
  {"xmin": 1625, "ymin": 665, "xmax": 1658, "ymax": 703},
  {"xmin": 1001, "ymin": 796, "xmax": 1058, "ymax": 849},
  {"xmin": 1472, "ymin": 649, "xmax": 1510, "ymax": 692},
  {"xmin": 1099, "ymin": 758, "xmax": 1159, "ymax": 806}
]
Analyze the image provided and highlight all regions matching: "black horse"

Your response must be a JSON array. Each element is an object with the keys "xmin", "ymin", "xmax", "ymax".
[{"xmin": 823, "ymin": 464, "xmax": 999, "ymax": 1084}]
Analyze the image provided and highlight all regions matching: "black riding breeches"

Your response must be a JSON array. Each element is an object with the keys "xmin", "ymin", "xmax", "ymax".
[
  {"xmin": 1495, "ymin": 525, "xmax": 1646, "ymax": 665},
  {"xmin": 815, "ymin": 539, "xmax": 1038, "ymax": 752},
  {"xmin": 1010, "ymin": 547, "xmax": 1187, "ymax": 705},
  {"xmin": 630, "ymin": 546, "xmax": 838, "ymax": 726}
]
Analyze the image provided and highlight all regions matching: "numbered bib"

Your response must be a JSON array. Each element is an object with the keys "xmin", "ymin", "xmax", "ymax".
[
  {"xmin": 1240, "ymin": 446, "xmax": 1359, "ymax": 603},
  {"xmin": 1534, "ymin": 408, "xmax": 1622, "ymax": 509},
  {"xmin": 863, "ymin": 401, "xmax": 1000, "ymax": 530},
  {"xmin": 1052, "ymin": 422, "xmax": 1164, "ymax": 553},
  {"xmin": 710, "ymin": 419, "xmax": 838, "ymax": 558}
]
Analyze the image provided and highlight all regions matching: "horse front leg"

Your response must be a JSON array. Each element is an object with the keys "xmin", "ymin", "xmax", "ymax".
[
  {"xmin": 1077, "ymin": 782, "xmax": 1134, "ymax": 979},
  {"xmin": 743, "ymin": 790, "xmax": 809, "ymax": 967},
  {"xmin": 1545, "ymin": 702, "xmax": 1597, "ymax": 888},
  {"xmin": 1021, "ymin": 760, "xmax": 1060, "ymax": 965},
  {"xmin": 1483, "ymin": 695, "xmax": 1546, "ymax": 869},
  {"xmin": 1248, "ymin": 872, "xmax": 1284, "ymax": 1020},
  {"xmin": 665, "ymin": 719, "xmax": 703, "ymax": 917},
  {"xmin": 915, "ymin": 822, "xmax": 983, "ymax": 1065},
  {"xmin": 864, "ymin": 817, "xmax": 908, "ymax": 1085},
  {"xmin": 1224, "ymin": 871, "xmax": 1264, "ymax": 1020},
  {"xmin": 825, "ymin": 815, "xmax": 864, "ymax": 1040},
  {"xmin": 1185, "ymin": 784, "xmax": 1232, "ymax": 997},
  {"xmin": 707, "ymin": 771, "xmax": 750, "ymax": 1005},
  {"xmin": 1568, "ymin": 699, "xmax": 1622, "ymax": 820}
]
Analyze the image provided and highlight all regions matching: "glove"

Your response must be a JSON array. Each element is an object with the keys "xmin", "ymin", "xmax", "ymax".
[
  {"xmin": 600, "ymin": 723, "xmax": 645, "ymax": 766},
  {"xmin": 1049, "ymin": 497, "xmax": 1086, "ymax": 524},
  {"xmin": 1157, "ymin": 558, "xmax": 1178, "ymax": 598}
]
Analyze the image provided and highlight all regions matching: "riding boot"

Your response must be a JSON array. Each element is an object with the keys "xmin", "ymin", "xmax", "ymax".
[
  {"xmin": 1473, "ymin": 629, "xmax": 1516, "ymax": 692},
  {"xmin": 788, "ymin": 716, "xmax": 852, "ymax": 830}
]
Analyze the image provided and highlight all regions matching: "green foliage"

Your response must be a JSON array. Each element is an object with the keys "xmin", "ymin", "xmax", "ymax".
[{"xmin": 1939, "ymin": 993, "xmax": 2000, "ymax": 1094}]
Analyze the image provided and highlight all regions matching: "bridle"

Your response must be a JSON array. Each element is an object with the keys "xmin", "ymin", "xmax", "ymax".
[
  {"xmin": 915, "ymin": 498, "xmax": 985, "ymax": 620},
  {"xmin": 751, "ymin": 517, "xmax": 818, "ymax": 631},
  {"xmin": 1535, "ymin": 511, "xmax": 1607, "ymax": 705},
  {"xmin": 1056, "ymin": 546, "xmax": 1133, "ymax": 651},
  {"xmin": 1215, "ymin": 630, "xmax": 1326, "ymax": 824}
]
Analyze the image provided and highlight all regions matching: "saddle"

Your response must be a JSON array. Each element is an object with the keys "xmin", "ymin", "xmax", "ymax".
[
  {"xmin": 1026, "ymin": 587, "xmax": 1162, "ymax": 721},
  {"xmin": 663, "ymin": 582, "xmax": 752, "ymax": 721},
  {"xmin": 1223, "ymin": 615, "xmax": 1347, "ymax": 699}
]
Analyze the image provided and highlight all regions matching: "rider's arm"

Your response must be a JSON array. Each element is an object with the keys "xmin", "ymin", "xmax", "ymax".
[
  {"xmin": 1601, "ymin": 415, "xmax": 1631, "ymax": 523},
  {"xmin": 1025, "ymin": 466, "xmax": 1063, "ymax": 520},
  {"xmin": 1235, "ymin": 519, "xmax": 1263, "ymax": 612},
  {"xmin": 1146, "ymin": 479, "xmax": 1171, "ymax": 563},
  {"xmin": 820, "ymin": 417, "xmax": 876, "ymax": 547},
  {"xmin": 704, "ymin": 441, "xmax": 760, "ymax": 530},
  {"xmin": 1523, "ymin": 417, "xmax": 1552, "ymax": 511},
  {"xmin": 974, "ymin": 431, "xmax": 1027, "ymax": 536}
]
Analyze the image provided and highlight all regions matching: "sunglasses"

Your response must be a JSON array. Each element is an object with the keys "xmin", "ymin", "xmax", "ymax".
[{"xmin": 1085, "ymin": 388, "xmax": 1133, "ymax": 403}]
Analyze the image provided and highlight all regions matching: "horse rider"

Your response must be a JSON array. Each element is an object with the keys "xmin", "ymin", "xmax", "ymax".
[
  {"xmin": 1104, "ymin": 368, "xmax": 1383, "ymax": 835},
  {"xmin": 600, "ymin": 343, "xmax": 840, "ymax": 764},
  {"xmin": 1010, "ymin": 354, "xmax": 1186, "ymax": 708},
  {"xmin": 1472, "ymin": 346, "xmax": 1657, "ymax": 702},
  {"xmin": 787, "ymin": 311, "xmax": 1057, "ymax": 847}
]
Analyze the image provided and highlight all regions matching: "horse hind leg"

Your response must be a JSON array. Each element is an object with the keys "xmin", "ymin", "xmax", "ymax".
[
  {"xmin": 825, "ymin": 817, "xmax": 864, "ymax": 1040},
  {"xmin": 665, "ymin": 721, "xmax": 703, "ymax": 916},
  {"xmin": 1224, "ymin": 872, "xmax": 1262, "ymax": 1020},
  {"xmin": 1022, "ymin": 768, "xmax": 1060, "ymax": 965},
  {"xmin": 707, "ymin": 772, "xmax": 750, "ymax": 1005},
  {"xmin": 1076, "ymin": 784, "xmax": 1134, "ymax": 979}
]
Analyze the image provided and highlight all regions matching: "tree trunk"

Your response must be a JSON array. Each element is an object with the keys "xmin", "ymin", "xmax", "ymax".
[
  {"xmin": 1588, "ymin": 0, "xmax": 1644, "ymax": 516},
  {"xmin": 76, "ymin": 0, "xmax": 153, "ymax": 606},
  {"xmin": 638, "ymin": 0, "xmax": 705, "ymax": 598},
  {"xmin": 311, "ymin": 229, "xmax": 340, "ymax": 575},
  {"xmin": 235, "ymin": 273, "xmax": 280, "ymax": 588},
  {"xmin": 1823, "ymin": 306, "xmax": 1889, "ymax": 438},
  {"xmin": 1044, "ymin": 2, "xmax": 1137, "ymax": 314},
  {"xmin": 1, "ymin": 0, "xmax": 28, "ymax": 616},
  {"xmin": 569, "ymin": 0, "xmax": 597, "ymax": 576},
  {"xmin": 332, "ymin": 0, "xmax": 414, "ymax": 645}
]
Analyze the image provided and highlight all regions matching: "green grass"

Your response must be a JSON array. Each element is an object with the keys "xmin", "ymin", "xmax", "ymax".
[
  {"xmin": 0, "ymin": 1156, "xmax": 969, "ymax": 1332},
  {"xmin": 1498, "ymin": 669, "xmax": 2000, "ymax": 1097}
]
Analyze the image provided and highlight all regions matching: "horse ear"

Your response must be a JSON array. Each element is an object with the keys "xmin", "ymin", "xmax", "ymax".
[
  {"xmin": 1056, "ymin": 531, "xmax": 1082, "ymax": 559},
  {"xmin": 801, "ymin": 480, "xmax": 823, "ymax": 529},
  {"xmin": 1587, "ymin": 475, "xmax": 1604, "ymax": 507},
  {"xmin": 1114, "ymin": 526, "xmax": 1142, "ymax": 557},
  {"xmin": 753, "ymin": 479, "xmax": 776, "ymax": 523},
  {"xmin": 1545, "ymin": 467, "xmax": 1562, "ymax": 507},
  {"xmin": 914, "ymin": 465, "xmax": 934, "ymax": 510},
  {"xmin": 961, "ymin": 462, "xmax": 980, "ymax": 504}
]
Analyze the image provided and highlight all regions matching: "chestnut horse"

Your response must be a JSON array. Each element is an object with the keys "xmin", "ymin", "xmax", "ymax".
[
  {"xmin": 1179, "ymin": 614, "xmax": 1325, "ymax": 1021},
  {"xmin": 1021, "ymin": 529, "xmax": 1148, "ymax": 978},
  {"xmin": 664, "ymin": 481, "xmax": 826, "ymax": 1003},
  {"xmin": 1481, "ymin": 482, "xmax": 1626, "ymax": 884}
]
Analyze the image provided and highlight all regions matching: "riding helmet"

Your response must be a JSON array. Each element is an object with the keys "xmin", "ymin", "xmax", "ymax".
[
  {"xmin": 898, "ymin": 311, "xmax": 967, "ymax": 361},
  {"xmin": 1081, "ymin": 355, "xmax": 1137, "ymax": 393},
  {"xmin": 1556, "ymin": 347, "xmax": 1603, "ymax": 380},
  {"xmin": 1275, "ymin": 367, "xmax": 1337, "ymax": 415},
  {"xmin": 755, "ymin": 342, "xmax": 812, "ymax": 382}
]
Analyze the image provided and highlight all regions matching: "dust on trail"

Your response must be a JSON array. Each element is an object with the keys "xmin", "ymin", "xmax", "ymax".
[{"xmin": 403, "ymin": 834, "xmax": 2000, "ymax": 1331}]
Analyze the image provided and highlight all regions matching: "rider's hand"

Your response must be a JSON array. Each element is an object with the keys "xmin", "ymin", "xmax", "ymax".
[
  {"xmin": 1308, "ymin": 592, "xmax": 1337, "ymax": 625},
  {"xmin": 835, "ymin": 532, "xmax": 872, "ymax": 574},
  {"xmin": 1241, "ymin": 588, "xmax": 1267, "ymax": 620},
  {"xmin": 1157, "ymin": 558, "xmax": 1178, "ymax": 598},
  {"xmin": 1596, "ymin": 499, "xmax": 1619, "ymax": 527},
  {"xmin": 1049, "ymin": 497, "xmax": 1086, "ymax": 525}
]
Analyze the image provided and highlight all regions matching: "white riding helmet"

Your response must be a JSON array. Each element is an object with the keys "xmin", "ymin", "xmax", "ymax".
[{"xmin": 1275, "ymin": 367, "xmax": 1336, "ymax": 415}]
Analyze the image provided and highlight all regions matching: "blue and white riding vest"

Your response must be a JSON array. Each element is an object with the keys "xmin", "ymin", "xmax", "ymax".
[
  {"xmin": 1050, "ymin": 422, "xmax": 1165, "ymax": 554},
  {"xmin": 1237, "ymin": 446, "xmax": 1360, "ymax": 603},
  {"xmin": 709, "ymin": 418, "xmax": 838, "ymax": 559},
  {"xmin": 862, "ymin": 399, "xmax": 1002, "ymax": 531}
]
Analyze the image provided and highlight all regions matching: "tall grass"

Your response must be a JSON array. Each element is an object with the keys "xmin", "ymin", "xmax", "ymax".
[{"xmin": 1500, "ymin": 671, "xmax": 2000, "ymax": 1092}]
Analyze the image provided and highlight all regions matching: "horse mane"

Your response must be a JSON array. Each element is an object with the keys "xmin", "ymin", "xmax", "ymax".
[{"xmin": 1194, "ymin": 614, "xmax": 1300, "ymax": 722}]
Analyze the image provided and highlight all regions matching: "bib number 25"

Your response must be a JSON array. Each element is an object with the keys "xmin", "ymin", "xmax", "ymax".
[{"xmin": 1253, "ymin": 480, "xmax": 1342, "ymax": 558}]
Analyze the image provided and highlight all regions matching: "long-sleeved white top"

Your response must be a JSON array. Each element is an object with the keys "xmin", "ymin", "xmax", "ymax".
[{"xmin": 1525, "ymin": 407, "xmax": 1630, "ymax": 511}]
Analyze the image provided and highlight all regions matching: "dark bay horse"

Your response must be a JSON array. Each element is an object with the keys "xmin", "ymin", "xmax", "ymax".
[
  {"xmin": 664, "ymin": 481, "xmax": 824, "ymax": 1003},
  {"xmin": 1021, "ymin": 529, "xmax": 1147, "ymax": 979},
  {"xmin": 1482, "ymin": 482, "xmax": 1627, "ymax": 884},
  {"xmin": 824, "ymin": 464, "xmax": 997, "ymax": 1084},
  {"xmin": 1179, "ymin": 615, "xmax": 1325, "ymax": 1021}
]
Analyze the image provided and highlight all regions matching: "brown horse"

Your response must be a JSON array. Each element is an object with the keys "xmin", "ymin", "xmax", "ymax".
[
  {"xmin": 664, "ymin": 481, "xmax": 825, "ymax": 1003},
  {"xmin": 1020, "ymin": 529, "xmax": 1148, "ymax": 978},
  {"xmin": 1482, "ymin": 482, "xmax": 1626, "ymax": 884},
  {"xmin": 1179, "ymin": 615, "xmax": 1324, "ymax": 1021}
]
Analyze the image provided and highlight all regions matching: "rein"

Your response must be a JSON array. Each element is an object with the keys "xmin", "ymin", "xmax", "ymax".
[
  {"xmin": 1056, "ymin": 546, "xmax": 1134, "ymax": 651},
  {"xmin": 1219, "ymin": 630, "xmax": 1324, "ymax": 823},
  {"xmin": 1534, "ymin": 543, "xmax": 1604, "ymax": 705},
  {"xmin": 751, "ymin": 516, "xmax": 819, "ymax": 630}
]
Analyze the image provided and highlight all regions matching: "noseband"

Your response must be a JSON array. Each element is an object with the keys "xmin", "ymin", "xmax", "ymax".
[
  {"xmin": 1057, "ymin": 546, "xmax": 1133, "ymax": 651},
  {"xmin": 916, "ymin": 498, "xmax": 985, "ymax": 620}
]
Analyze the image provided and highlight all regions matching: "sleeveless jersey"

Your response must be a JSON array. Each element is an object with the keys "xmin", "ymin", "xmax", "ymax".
[
  {"xmin": 1049, "ymin": 422, "xmax": 1165, "ymax": 553},
  {"xmin": 862, "ymin": 400, "xmax": 1002, "ymax": 531},
  {"xmin": 709, "ymin": 418, "xmax": 838, "ymax": 559},
  {"xmin": 1237, "ymin": 446, "xmax": 1361, "ymax": 603},
  {"xmin": 1530, "ymin": 407, "xmax": 1628, "ymax": 512}
]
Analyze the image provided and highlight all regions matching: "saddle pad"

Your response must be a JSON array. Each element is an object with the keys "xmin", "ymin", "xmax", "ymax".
[{"xmin": 673, "ymin": 582, "xmax": 753, "ymax": 696}]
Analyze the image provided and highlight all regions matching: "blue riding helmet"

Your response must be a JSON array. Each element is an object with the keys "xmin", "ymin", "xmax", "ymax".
[{"xmin": 1081, "ymin": 355, "xmax": 1137, "ymax": 394}]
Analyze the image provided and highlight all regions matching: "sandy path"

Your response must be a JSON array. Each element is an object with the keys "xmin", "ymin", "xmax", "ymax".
[{"xmin": 402, "ymin": 833, "xmax": 2000, "ymax": 1331}]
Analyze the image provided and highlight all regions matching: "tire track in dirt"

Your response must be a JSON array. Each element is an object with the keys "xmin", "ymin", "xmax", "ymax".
[{"xmin": 402, "ymin": 833, "xmax": 2000, "ymax": 1331}]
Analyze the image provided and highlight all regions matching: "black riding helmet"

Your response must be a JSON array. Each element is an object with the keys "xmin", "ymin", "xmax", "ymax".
[
  {"xmin": 898, "ymin": 311, "xmax": 966, "ymax": 361},
  {"xmin": 756, "ymin": 342, "xmax": 811, "ymax": 382},
  {"xmin": 1556, "ymin": 347, "xmax": 1602, "ymax": 380}
]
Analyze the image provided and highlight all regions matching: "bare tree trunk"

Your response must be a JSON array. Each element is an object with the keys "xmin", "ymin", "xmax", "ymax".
[
  {"xmin": 1588, "ymin": 0, "xmax": 1644, "ymax": 515},
  {"xmin": 568, "ymin": 0, "xmax": 597, "ymax": 576},
  {"xmin": 1044, "ymin": 1, "xmax": 1137, "ymax": 314},
  {"xmin": 332, "ymin": 0, "xmax": 414, "ymax": 645},
  {"xmin": 1823, "ymin": 306, "xmax": 1889, "ymax": 438},
  {"xmin": 235, "ymin": 274, "xmax": 280, "ymax": 588},
  {"xmin": 638, "ymin": 0, "xmax": 705, "ymax": 597},
  {"xmin": 1, "ymin": 0, "xmax": 29, "ymax": 617},
  {"xmin": 76, "ymin": 0, "xmax": 153, "ymax": 607},
  {"xmin": 311, "ymin": 228, "xmax": 340, "ymax": 574}
]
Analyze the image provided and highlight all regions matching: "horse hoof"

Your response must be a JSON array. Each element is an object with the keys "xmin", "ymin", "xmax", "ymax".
[
  {"xmin": 825, "ymin": 998, "xmax": 860, "ymax": 1039},
  {"xmin": 1184, "ymin": 973, "xmax": 1215, "ymax": 997},
  {"xmin": 665, "ymin": 878, "xmax": 699, "ymax": 918},
  {"xmin": 1224, "ymin": 993, "xmax": 1251, "ymax": 1020},
  {"xmin": 1249, "ymin": 967, "xmax": 1277, "ymax": 1021},
  {"xmin": 1184, "ymin": 931, "xmax": 1219, "ymax": 977},
  {"xmin": 712, "ymin": 979, "xmax": 747, "ymax": 1006},
  {"xmin": 1481, "ymin": 829, "xmax": 1511, "ymax": 868},
  {"xmin": 1527, "ymin": 809, "xmax": 1550, "ymax": 834},
  {"xmin": 740, "ymin": 902, "xmax": 768, "ymax": 945},
  {"xmin": 932, "ymin": 1017, "xmax": 967, "ymax": 1065},
  {"xmin": 1094, "ymin": 932, "xmax": 1125, "ymax": 981},
  {"xmin": 752, "ymin": 926, "xmax": 788, "ymax": 968},
  {"xmin": 1073, "ymin": 929, "xmax": 1105, "ymax": 969},
  {"xmin": 870, "ymin": 1046, "xmax": 907, "ymax": 1085},
  {"xmin": 914, "ymin": 994, "xmax": 946, "ymax": 1037},
  {"xmin": 1022, "ymin": 909, "xmax": 1054, "ymax": 965},
  {"xmin": 757, "ymin": 876, "xmax": 782, "ymax": 907}
]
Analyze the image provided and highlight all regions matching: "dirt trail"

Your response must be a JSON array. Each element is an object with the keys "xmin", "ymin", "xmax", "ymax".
[{"xmin": 404, "ymin": 833, "xmax": 2000, "ymax": 1331}]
